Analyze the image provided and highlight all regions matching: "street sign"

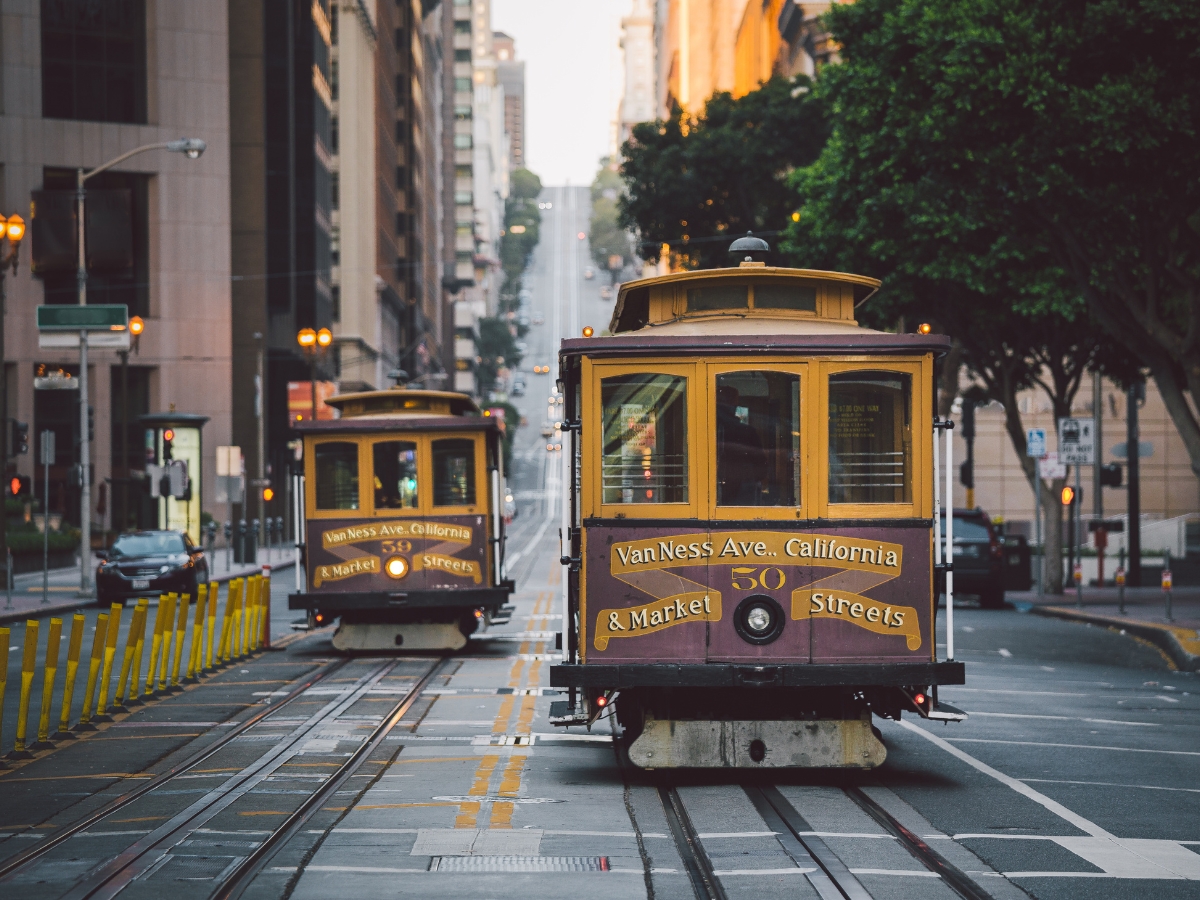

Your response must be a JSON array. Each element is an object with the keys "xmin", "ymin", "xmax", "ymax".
[
  {"xmin": 1162, "ymin": 569, "xmax": 1173, "ymax": 591},
  {"xmin": 1025, "ymin": 428, "xmax": 1047, "ymax": 458},
  {"xmin": 216, "ymin": 445, "xmax": 242, "ymax": 477},
  {"xmin": 1110, "ymin": 440, "xmax": 1153, "ymax": 459},
  {"xmin": 38, "ymin": 330, "xmax": 131, "ymax": 350},
  {"xmin": 1038, "ymin": 451, "xmax": 1067, "ymax": 480},
  {"xmin": 39, "ymin": 430, "xmax": 55, "ymax": 466},
  {"xmin": 1057, "ymin": 417, "xmax": 1095, "ymax": 465},
  {"xmin": 36, "ymin": 304, "xmax": 128, "ymax": 331}
]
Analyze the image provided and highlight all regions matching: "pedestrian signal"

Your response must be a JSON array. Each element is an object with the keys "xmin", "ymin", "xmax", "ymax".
[
  {"xmin": 262, "ymin": 486, "xmax": 274, "ymax": 502},
  {"xmin": 1061, "ymin": 486, "xmax": 1075, "ymax": 505},
  {"xmin": 7, "ymin": 475, "xmax": 30, "ymax": 497}
]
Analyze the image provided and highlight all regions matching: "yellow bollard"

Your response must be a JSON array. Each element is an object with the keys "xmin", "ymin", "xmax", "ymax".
[
  {"xmin": 76, "ymin": 613, "xmax": 108, "ymax": 731},
  {"xmin": 0, "ymin": 627, "xmax": 9, "ymax": 758},
  {"xmin": 170, "ymin": 593, "xmax": 190, "ymax": 688},
  {"xmin": 94, "ymin": 603, "xmax": 123, "ymax": 720},
  {"xmin": 114, "ymin": 603, "xmax": 145, "ymax": 709},
  {"xmin": 157, "ymin": 593, "xmax": 177, "ymax": 691},
  {"xmin": 54, "ymin": 614, "xmax": 86, "ymax": 739},
  {"xmin": 205, "ymin": 581, "xmax": 218, "ymax": 670},
  {"xmin": 219, "ymin": 579, "xmax": 240, "ymax": 663},
  {"xmin": 128, "ymin": 599, "xmax": 149, "ymax": 704},
  {"xmin": 187, "ymin": 584, "xmax": 207, "ymax": 680},
  {"xmin": 144, "ymin": 595, "xmax": 169, "ymax": 697},
  {"xmin": 32, "ymin": 618, "xmax": 64, "ymax": 748},
  {"xmin": 8, "ymin": 620, "xmax": 40, "ymax": 758},
  {"xmin": 261, "ymin": 572, "xmax": 272, "ymax": 649},
  {"xmin": 233, "ymin": 579, "xmax": 245, "ymax": 659},
  {"xmin": 246, "ymin": 576, "xmax": 260, "ymax": 653}
]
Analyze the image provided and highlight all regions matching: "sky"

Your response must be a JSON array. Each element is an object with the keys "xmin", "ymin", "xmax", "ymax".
[{"xmin": 492, "ymin": 0, "xmax": 629, "ymax": 187}]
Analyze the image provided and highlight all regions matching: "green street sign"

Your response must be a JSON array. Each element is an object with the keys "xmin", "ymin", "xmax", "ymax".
[{"xmin": 37, "ymin": 304, "xmax": 129, "ymax": 331}]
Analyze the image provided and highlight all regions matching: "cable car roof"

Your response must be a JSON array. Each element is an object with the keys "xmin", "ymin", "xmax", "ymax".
[{"xmin": 323, "ymin": 388, "xmax": 481, "ymax": 419}]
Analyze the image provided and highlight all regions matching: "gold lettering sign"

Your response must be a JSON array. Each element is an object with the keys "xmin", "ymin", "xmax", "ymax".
[
  {"xmin": 414, "ymin": 553, "xmax": 481, "ymax": 584},
  {"xmin": 610, "ymin": 531, "xmax": 902, "ymax": 575},
  {"xmin": 314, "ymin": 555, "xmax": 380, "ymax": 587},
  {"xmin": 321, "ymin": 520, "xmax": 472, "ymax": 550},
  {"xmin": 791, "ymin": 590, "xmax": 921, "ymax": 650},
  {"xmin": 594, "ymin": 591, "xmax": 720, "ymax": 651}
]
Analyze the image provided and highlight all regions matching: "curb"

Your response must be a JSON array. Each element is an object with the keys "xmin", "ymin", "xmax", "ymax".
[
  {"xmin": 0, "ymin": 559, "xmax": 295, "ymax": 626},
  {"xmin": 1030, "ymin": 605, "xmax": 1200, "ymax": 672}
]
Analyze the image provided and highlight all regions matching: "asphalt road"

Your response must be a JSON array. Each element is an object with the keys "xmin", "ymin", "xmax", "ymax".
[{"xmin": 0, "ymin": 188, "xmax": 1197, "ymax": 898}]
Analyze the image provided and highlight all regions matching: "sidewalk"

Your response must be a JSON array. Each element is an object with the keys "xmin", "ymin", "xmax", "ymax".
[
  {"xmin": 1013, "ymin": 585, "xmax": 1200, "ymax": 671},
  {"xmin": 0, "ymin": 549, "xmax": 296, "ymax": 625}
]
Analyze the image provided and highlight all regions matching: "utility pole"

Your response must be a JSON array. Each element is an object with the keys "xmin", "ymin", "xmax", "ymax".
[
  {"xmin": 959, "ymin": 397, "xmax": 976, "ymax": 508},
  {"xmin": 255, "ymin": 332, "xmax": 265, "ymax": 546},
  {"xmin": 1127, "ymin": 381, "xmax": 1143, "ymax": 586}
]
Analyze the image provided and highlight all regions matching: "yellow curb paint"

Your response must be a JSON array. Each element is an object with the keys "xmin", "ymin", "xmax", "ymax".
[
  {"xmin": 95, "ymin": 604, "xmax": 122, "ymax": 717},
  {"xmin": 78, "ymin": 613, "xmax": 108, "ymax": 725},
  {"xmin": 171, "ymin": 593, "xmax": 190, "ymax": 686},
  {"xmin": 114, "ymin": 603, "xmax": 144, "ymax": 708},
  {"xmin": 13, "ymin": 620, "xmax": 39, "ymax": 753},
  {"xmin": 35, "ymin": 618, "xmax": 63, "ymax": 743},
  {"xmin": 57, "ymin": 614, "xmax": 86, "ymax": 734}
]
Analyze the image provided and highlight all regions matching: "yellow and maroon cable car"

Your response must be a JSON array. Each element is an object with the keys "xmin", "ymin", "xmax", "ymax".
[
  {"xmin": 550, "ymin": 236, "xmax": 965, "ymax": 768},
  {"xmin": 289, "ymin": 388, "xmax": 513, "ymax": 651}
]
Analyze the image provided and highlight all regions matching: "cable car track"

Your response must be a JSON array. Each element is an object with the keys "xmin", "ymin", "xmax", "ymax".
[{"xmin": 0, "ymin": 655, "xmax": 448, "ymax": 899}]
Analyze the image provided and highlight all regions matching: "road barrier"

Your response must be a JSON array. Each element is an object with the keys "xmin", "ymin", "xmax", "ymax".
[
  {"xmin": 32, "ymin": 617, "xmax": 63, "ymax": 748},
  {"xmin": 262, "ymin": 571, "xmax": 272, "ymax": 649},
  {"xmin": 54, "ymin": 614, "xmax": 85, "ymax": 739},
  {"xmin": 8, "ymin": 620, "xmax": 39, "ymax": 758},
  {"xmin": 76, "ymin": 613, "xmax": 107, "ymax": 730},
  {"xmin": 95, "ymin": 603, "xmax": 122, "ymax": 720},
  {"xmin": 0, "ymin": 572, "xmax": 277, "ymax": 760}
]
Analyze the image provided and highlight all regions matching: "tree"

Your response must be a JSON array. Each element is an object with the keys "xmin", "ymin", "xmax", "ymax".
[
  {"xmin": 589, "ymin": 159, "xmax": 633, "ymax": 273},
  {"xmin": 474, "ymin": 316, "xmax": 521, "ymax": 399},
  {"xmin": 499, "ymin": 168, "xmax": 543, "ymax": 311},
  {"xmin": 619, "ymin": 76, "xmax": 828, "ymax": 269},
  {"xmin": 806, "ymin": 0, "xmax": 1200, "ymax": 477}
]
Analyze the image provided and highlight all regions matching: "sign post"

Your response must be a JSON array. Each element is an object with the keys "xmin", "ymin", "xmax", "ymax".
[
  {"xmin": 40, "ymin": 430, "xmax": 55, "ymax": 606},
  {"xmin": 1059, "ymin": 419, "xmax": 1095, "ymax": 606},
  {"xmin": 1027, "ymin": 428, "xmax": 1047, "ymax": 595}
]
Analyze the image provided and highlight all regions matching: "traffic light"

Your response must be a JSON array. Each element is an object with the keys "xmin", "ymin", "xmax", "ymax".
[
  {"xmin": 262, "ymin": 486, "xmax": 274, "ymax": 502},
  {"xmin": 9, "ymin": 420, "xmax": 29, "ymax": 456},
  {"xmin": 1061, "ymin": 485, "xmax": 1075, "ymax": 506},
  {"xmin": 7, "ymin": 475, "xmax": 30, "ymax": 497},
  {"xmin": 87, "ymin": 405, "xmax": 94, "ymax": 443},
  {"xmin": 959, "ymin": 460, "xmax": 974, "ymax": 490},
  {"xmin": 1099, "ymin": 462, "xmax": 1123, "ymax": 487},
  {"xmin": 162, "ymin": 427, "xmax": 174, "ymax": 460}
]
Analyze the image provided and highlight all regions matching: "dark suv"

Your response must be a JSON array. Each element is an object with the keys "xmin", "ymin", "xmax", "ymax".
[
  {"xmin": 96, "ymin": 530, "xmax": 209, "ymax": 606},
  {"xmin": 943, "ymin": 508, "xmax": 1005, "ymax": 608}
]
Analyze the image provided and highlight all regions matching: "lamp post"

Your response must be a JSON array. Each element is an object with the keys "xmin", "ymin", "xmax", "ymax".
[
  {"xmin": 117, "ymin": 316, "xmax": 144, "ymax": 533},
  {"xmin": 74, "ymin": 138, "xmax": 205, "ymax": 596},
  {"xmin": 0, "ymin": 214, "xmax": 27, "ymax": 597},
  {"xmin": 296, "ymin": 327, "xmax": 333, "ymax": 422}
]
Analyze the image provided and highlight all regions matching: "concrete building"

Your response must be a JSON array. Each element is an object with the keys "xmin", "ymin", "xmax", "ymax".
[
  {"xmin": 493, "ymin": 31, "xmax": 524, "ymax": 169},
  {"xmin": 619, "ymin": 0, "xmax": 656, "ymax": 145},
  {"xmin": 0, "ymin": 0, "xmax": 232, "ymax": 540},
  {"xmin": 656, "ymin": 0, "xmax": 746, "ymax": 115},
  {"xmin": 733, "ymin": 1, "xmax": 837, "ymax": 96}
]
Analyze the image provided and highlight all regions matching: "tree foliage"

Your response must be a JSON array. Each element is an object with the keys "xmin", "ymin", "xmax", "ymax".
[
  {"xmin": 619, "ymin": 76, "xmax": 828, "ymax": 269},
  {"xmin": 499, "ymin": 168, "xmax": 543, "ymax": 311},
  {"xmin": 589, "ymin": 158, "xmax": 634, "ymax": 272}
]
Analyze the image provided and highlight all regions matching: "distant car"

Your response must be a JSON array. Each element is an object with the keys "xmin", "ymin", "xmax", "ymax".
[
  {"xmin": 532, "ymin": 315, "xmax": 545, "ymax": 326},
  {"xmin": 517, "ymin": 314, "xmax": 530, "ymax": 327},
  {"xmin": 945, "ymin": 508, "xmax": 1005, "ymax": 608},
  {"xmin": 516, "ymin": 341, "xmax": 528, "ymax": 353},
  {"xmin": 533, "ymin": 364, "xmax": 550, "ymax": 374},
  {"xmin": 584, "ymin": 266, "xmax": 595, "ymax": 280},
  {"xmin": 541, "ymin": 423, "xmax": 554, "ymax": 437},
  {"xmin": 96, "ymin": 530, "xmax": 209, "ymax": 607},
  {"xmin": 511, "ymin": 380, "xmax": 525, "ymax": 397},
  {"xmin": 600, "ymin": 286, "xmax": 612, "ymax": 299}
]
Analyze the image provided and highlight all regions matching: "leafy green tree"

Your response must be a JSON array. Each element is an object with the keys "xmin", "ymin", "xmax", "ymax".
[
  {"xmin": 474, "ymin": 316, "xmax": 521, "ymax": 399},
  {"xmin": 499, "ymin": 168, "xmax": 543, "ymax": 311},
  {"xmin": 619, "ymin": 76, "xmax": 827, "ymax": 269},
  {"xmin": 800, "ymin": 0, "xmax": 1200, "ymax": 476},
  {"xmin": 588, "ymin": 159, "xmax": 634, "ymax": 272}
]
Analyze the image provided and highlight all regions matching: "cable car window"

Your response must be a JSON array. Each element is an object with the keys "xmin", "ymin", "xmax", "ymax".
[
  {"xmin": 373, "ymin": 441, "xmax": 419, "ymax": 510},
  {"xmin": 432, "ymin": 438, "xmax": 476, "ymax": 506},
  {"xmin": 828, "ymin": 371, "xmax": 912, "ymax": 504},
  {"xmin": 601, "ymin": 374, "xmax": 688, "ymax": 504},
  {"xmin": 314, "ymin": 442, "xmax": 359, "ymax": 510},
  {"xmin": 687, "ymin": 284, "xmax": 748, "ymax": 312},
  {"xmin": 715, "ymin": 371, "xmax": 800, "ymax": 506},
  {"xmin": 753, "ymin": 283, "xmax": 816, "ymax": 312}
]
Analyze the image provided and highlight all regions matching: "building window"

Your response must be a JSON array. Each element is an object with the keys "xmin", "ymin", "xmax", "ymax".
[
  {"xmin": 454, "ymin": 77, "xmax": 472, "ymax": 93},
  {"xmin": 454, "ymin": 105, "xmax": 472, "ymax": 120},
  {"xmin": 330, "ymin": 172, "xmax": 339, "ymax": 209},
  {"xmin": 455, "ymin": 49, "xmax": 471, "ymax": 62},
  {"xmin": 331, "ymin": 285, "xmax": 340, "ymax": 322},
  {"xmin": 454, "ymin": 191, "xmax": 473, "ymax": 206},
  {"xmin": 396, "ymin": 165, "xmax": 406, "ymax": 188},
  {"xmin": 454, "ymin": 134, "xmax": 473, "ymax": 150},
  {"xmin": 41, "ymin": 0, "xmax": 147, "ymax": 123}
]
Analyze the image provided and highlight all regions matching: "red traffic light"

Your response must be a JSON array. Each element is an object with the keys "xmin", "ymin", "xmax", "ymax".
[
  {"xmin": 163, "ymin": 428, "xmax": 175, "ymax": 442},
  {"xmin": 9, "ymin": 477, "xmax": 19, "ymax": 497}
]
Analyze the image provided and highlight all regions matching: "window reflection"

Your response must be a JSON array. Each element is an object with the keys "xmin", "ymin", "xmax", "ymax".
[
  {"xmin": 716, "ymin": 371, "xmax": 800, "ymax": 506},
  {"xmin": 373, "ymin": 441, "xmax": 419, "ymax": 510},
  {"xmin": 314, "ymin": 442, "xmax": 359, "ymax": 510},
  {"xmin": 828, "ymin": 372, "xmax": 912, "ymax": 504},
  {"xmin": 432, "ymin": 439, "xmax": 476, "ymax": 506},
  {"xmin": 601, "ymin": 374, "xmax": 688, "ymax": 504}
]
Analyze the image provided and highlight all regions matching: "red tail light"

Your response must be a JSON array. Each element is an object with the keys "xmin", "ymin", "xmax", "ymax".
[
  {"xmin": 914, "ymin": 692, "xmax": 926, "ymax": 706},
  {"xmin": 595, "ymin": 695, "xmax": 607, "ymax": 708}
]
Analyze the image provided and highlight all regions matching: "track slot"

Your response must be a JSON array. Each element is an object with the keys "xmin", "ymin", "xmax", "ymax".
[{"xmin": 658, "ymin": 786, "xmax": 728, "ymax": 900}]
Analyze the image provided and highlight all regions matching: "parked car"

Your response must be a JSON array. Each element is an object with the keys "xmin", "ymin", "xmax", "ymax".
[
  {"xmin": 943, "ymin": 508, "xmax": 1005, "ymax": 608},
  {"xmin": 96, "ymin": 530, "xmax": 209, "ymax": 606}
]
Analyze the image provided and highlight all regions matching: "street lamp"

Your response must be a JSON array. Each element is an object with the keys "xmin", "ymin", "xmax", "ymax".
[
  {"xmin": 0, "ymin": 212, "xmax": 27, "ymax": 599},
  {"xmin": 297, "ymin": 327, "xmax": 333, "ymax": 422},
  {"xmin": 117, "ymin": 316, "xmax": 145, "ymax": 534},
  {"xmin": 75, "ymin": 138, "xmax": 205, "ymax": 596}
]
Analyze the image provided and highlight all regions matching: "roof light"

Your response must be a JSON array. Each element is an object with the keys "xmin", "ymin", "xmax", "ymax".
[
  {"xmin": 582, "ymin": 326, "xmax": 594, "ymax": 337},
  {"xmin": 918, "ymin": 323, "xmax": 932, "ymax": 334}
]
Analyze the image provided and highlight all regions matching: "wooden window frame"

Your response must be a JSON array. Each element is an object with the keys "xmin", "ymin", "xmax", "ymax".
[
  {"xmin": 428, "ymin": 433, "xmax": 488, "ymax": 517},
  {"xmin": 366, "ymin": 436, "xmax": 426, "ymax": 517},
  {"xmin": 305, "ymin": 437, "xmax": 369, "ymax": 519}
]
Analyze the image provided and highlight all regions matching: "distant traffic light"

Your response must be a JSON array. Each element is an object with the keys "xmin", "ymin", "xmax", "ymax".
[
  {"xmin": 8, "ymin": 420, "xmax": 29, "ymax": 456},
  {"xmin": 1061, "ymin": 486, "xmax": 1075, "ymax": 506},
  {"xmin": 163, "ymin": 427, "xmax": 175, "ymax": 460},
  {"xmin": 87, "ymin": 405, "xmax": 95, "ymax": 442},
  {"xmin": 262, "ymin": 486, "xmax": 274, "ymax": 502},
  {"xmin": 1099, "ymin": 462, "xmax": 1123, "ymax": 487},
  {"xmin": 7, "ymin": 475, "xmax": 30, "ymax": 497}
]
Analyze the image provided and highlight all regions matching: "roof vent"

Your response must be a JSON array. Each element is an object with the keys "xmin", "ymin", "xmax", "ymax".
[{"xmin": 728, "ymin": 231, "xmax": 770, "ymax": 266}]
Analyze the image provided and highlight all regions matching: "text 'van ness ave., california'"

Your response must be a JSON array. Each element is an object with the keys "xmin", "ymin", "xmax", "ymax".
[
  {"xmin": 322, "ymin": 520, "xmax": 472, "ymax": 550},
  {"xmin": 609, "ymin": 531, "xmax": 902, "ymax": 575}
]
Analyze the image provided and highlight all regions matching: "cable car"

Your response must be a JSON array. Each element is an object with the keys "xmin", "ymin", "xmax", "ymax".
[
  {"xmin": 289, "ymin": 388, "xmax": 514, "ymax": 651},
  {"xmin": 549, "ymin": 236, "xmax": 965, "ymax": 768}
]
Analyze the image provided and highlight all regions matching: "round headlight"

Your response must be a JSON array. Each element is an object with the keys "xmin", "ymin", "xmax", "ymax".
[
  {"xmin": 746, "ymin": 605, "xmax": 772, "ymax": 633},
  {"xmin": 384, "ymin": 556, "xmax": 409, "ymax": 579}
]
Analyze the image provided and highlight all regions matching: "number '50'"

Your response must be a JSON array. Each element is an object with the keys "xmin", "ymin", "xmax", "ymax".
[{"xmin": 731, "ymin": 567, "xmax": 786, "ymax": 591}]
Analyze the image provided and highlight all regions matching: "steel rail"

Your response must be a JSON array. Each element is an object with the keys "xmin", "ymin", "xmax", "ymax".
[
  {"xmin": 658, "ymin": 786, "xmax": 728, "ymax": 900},
  {"xmin": 214, "ymin": 655, "xmax": 449, "ymax": 899},
  {"xmin": 844, "ymin": 786, "xmax": 994, "ymax": 900},
  {"xmin": 0, "ymin": 655, "xmax": 348, "ymax": 880},
  {"xmin": 57, "ymin": 658, "xmax": 401, "ymax": 900}
]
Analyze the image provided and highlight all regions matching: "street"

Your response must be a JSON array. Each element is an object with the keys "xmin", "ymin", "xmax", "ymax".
[{"xmin": 0, "ymin": 186, "xmax": 1196, "ymax": 899}]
